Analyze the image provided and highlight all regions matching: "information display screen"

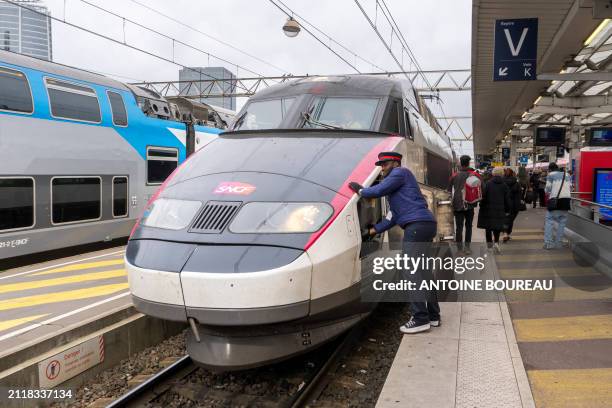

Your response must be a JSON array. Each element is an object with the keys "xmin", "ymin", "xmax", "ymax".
[
  {"xmin": 589, "ymin": 127, "xmax": 612, "ymax": 146},
  {"xmin": 536, "ymin": 127, "xmax": 566, "ymax": 146},
  {"xmin": 593, "ymin": 168, "xmax": 612, "ymax": 221}
]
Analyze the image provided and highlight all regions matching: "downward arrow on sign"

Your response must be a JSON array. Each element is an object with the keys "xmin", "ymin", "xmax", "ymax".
[{"xmin": 498, "ymin": 67, "xmax": 508, "ymax": 76}]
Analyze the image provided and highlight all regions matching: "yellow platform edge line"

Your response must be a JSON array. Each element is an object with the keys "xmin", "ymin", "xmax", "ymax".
[
  {"xmin": 0, "ymin": 283, "xmax": 129, "ymax": 311},
  {"xmin": 528, "ymin": 368, "xmax": 612, "ymax": 408},
  {"xmin": 0, "ymin": 313, "xmax": 50, "ymax": 332},
  {"xmin": 0, "ymin": 269, "xmax": 126, "ymax": 295},
  {"xmin": 32, "ymin": 259, "xmax": 125, "ymax": 276},
  {"xmin": 514, "ymin": 314, "xmax": 612, "ymax": 342}
]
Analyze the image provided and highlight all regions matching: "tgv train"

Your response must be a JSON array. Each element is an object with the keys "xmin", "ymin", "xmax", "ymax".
[
  {"xmin": 126, "ymin": 75, "xmax": 456, "ymax": 369},
  {"xmin": 0, "ymin": 50, "xmax": 232, "ymax": 260}
]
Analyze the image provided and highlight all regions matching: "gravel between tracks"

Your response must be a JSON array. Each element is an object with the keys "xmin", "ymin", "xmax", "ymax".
[{"xmin": 52, "ymin": 303, "xmax": 409, "ymax": 408}]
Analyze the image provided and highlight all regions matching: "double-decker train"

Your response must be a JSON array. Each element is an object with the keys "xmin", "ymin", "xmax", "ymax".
[
  {"xmin": 126, "ymin": 74, "xmax": 456, "ymax": 369},
  {"xmin": 0, "ymin": 50, "xmax": 231, "ymax": 260}
]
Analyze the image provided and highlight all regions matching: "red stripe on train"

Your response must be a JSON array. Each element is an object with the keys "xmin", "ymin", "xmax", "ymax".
[{"xmin": 303, "ymin": 136, "xmax": 402, "ymax": 250}]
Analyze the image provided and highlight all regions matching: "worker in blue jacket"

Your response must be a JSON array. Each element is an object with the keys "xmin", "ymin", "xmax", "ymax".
[{"xmin": 349, "ymin": 151, "xmax": 440, "ymax": 334}]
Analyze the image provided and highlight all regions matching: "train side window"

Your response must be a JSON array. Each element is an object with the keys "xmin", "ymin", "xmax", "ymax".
[
  {"xmin": 382, "ymin": 99, "xmax": 401, "ymax": 134},
  {"xmin": 51, "ymin": 177, "xmax": 102, "ymax": 225},
  {"xmin": 45, "ymin": 77, "xmax": 101, "ymax": 123},
  {"xmin": 425, "ymin": 152, "xmax": 452, "ymax": 190},
  {"xmin": 0, "ymin": 67, "xmax": 34, "ymax": 114},
  {"xmin": 0, "ymin": 178, "xmax": 35, "ymax": 231},
  {"xmin": 112, "ymin": 176, "xmax": 129, "ymax": 218},
  {"xmin": 147, "ymin": 147, "xmax": 178, "ymax": 185},
  {"xmin": 404, "ymin": 109, "xmax": 414, "ymax": 140},
  {"xmin": 107, "ymin": 91, "xmax": 128, "ymax": 127}
]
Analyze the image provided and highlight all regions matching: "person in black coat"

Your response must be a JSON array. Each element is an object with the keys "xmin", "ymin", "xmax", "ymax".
[
  {"xmin": 502, "ymin": 168, "xmax": 521, "ymax": 242},
  {"xmin": 477, "ymin": 167, "xmax": 511, "ymax": 253}
]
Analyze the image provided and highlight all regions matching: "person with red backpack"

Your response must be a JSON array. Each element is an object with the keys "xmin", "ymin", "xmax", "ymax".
[{"xmin": 449, "ymin": 155, "xmax": 482, "ymax": 255}]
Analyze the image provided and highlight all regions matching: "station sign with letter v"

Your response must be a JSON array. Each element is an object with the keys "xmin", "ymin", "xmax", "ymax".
[{"xmin": 493, "ymin": 18, "xmax": 538, "ymax": 81}]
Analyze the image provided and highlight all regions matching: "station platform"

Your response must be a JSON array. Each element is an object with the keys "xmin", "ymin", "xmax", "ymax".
[
  {"xmin": 0, "ymin": 247, "xmax": 129, "ymax": 357},
  {"xmin": 376, "ymin": 208, "xmax": 612, "ymax": 408}
]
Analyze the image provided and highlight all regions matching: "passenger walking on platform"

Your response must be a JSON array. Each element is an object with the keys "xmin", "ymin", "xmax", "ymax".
[
  {"xmin": 543, "ymin": 163, "xmax": 571, "ymax": 250},
  {"xmin": 502, "ymin": 168, "xmax": 521, "ymax": 242},
  {"xmin": 538, "ymin": 170, "xmax": 548, "ymax": 207},
  {"xmin": 529, "ymin": 169, "xmax": 542, "ymax": 208},
  {"xmin": 448, "ymin": 155, "xmax": 482, "ymax": 254},
  {"xmin": 348, "ymin": 152, "xmax": 440, "ymax": 334},
  {"xmin": 477, "ymin": 167, "xmax": 510, "ymax": 253},
  {"xmin": 518, "ymin": 166, "xmax": 529, "ymax": 200}
]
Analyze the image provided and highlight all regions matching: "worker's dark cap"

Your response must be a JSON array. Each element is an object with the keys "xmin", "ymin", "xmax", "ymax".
[{"xmin": 375, "ymin": 151, "xmax": 402, "ymax": 166}]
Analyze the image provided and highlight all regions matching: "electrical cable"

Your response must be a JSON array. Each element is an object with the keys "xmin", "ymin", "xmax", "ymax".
[
  {"xmin": 4, "ymin": 0, "xmax": 252, "ymax": 93},
  {"xmin": 267, "ymin": 0, "xmax": 361, "ymax": 73},
  {"xmin": 128, "ymin": 0, "xmax": 290, "ymax": 75},
  {"xmin": 274, "ymin": 0, "xmax": 388, "ymax": 73}
]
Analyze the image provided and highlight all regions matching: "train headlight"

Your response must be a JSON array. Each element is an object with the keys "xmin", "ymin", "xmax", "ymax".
[
  {"xmin": 140, "ymin": 198, "xmax": 201, "ymax": 230},
  {"xmin": 229, "ymin": 202, "xmax": 333, "ymax": 233}
]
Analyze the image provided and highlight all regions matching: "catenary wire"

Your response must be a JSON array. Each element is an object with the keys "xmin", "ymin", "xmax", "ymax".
[{"xmin": 128, "ymin": 0, "xmax": 290, "ymax": 75}]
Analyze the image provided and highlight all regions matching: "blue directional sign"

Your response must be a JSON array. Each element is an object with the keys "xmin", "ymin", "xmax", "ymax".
[
  {"xmin": 493, "ymin": 18, "xmax": 538, "ymax": 81},
  {"xmin": 519, "ymin": 155, "xmax": 529, "ymax": 164}
]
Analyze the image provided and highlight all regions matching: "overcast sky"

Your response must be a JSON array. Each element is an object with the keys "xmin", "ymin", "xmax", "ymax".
[{"xmin": 41, "ymin": 0, "xmax": 473, "ymax": 155}]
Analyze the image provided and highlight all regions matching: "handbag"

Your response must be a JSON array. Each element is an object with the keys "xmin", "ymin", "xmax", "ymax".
[
  {"xmin": 547, "ymin": 171, "xmax": 566, "ymax": 211},
  {"xmin": 525, "ymin": 190, "xmax": 535, "ymax": 204}
]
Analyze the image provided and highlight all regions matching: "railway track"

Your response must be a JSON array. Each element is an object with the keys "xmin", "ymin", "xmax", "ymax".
[{"xmin": 105, "ymin": 326, "xmax": 361, "ymax": 408}]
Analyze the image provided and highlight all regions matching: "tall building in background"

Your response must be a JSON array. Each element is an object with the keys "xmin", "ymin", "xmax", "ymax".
[
  {"xmin": 0, "ymin": 0, "xmax": 52, "ymax": 61},
  {"xmin": 179, "ymin": 67, "xmax": 236, "ymax": 111}
]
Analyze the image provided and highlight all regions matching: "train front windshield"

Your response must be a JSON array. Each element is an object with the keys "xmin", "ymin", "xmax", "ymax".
[
  {"xmin": 233, "ymin": 98, "xmax": 295, "ymax": 130},
  {"xmin": 304, "ymin": 97, "xmax": 379, "ymax": 130}
]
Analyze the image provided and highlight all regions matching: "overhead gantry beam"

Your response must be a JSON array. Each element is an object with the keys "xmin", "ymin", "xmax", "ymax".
[
  {"xmin": 528, "ymin": 95, "xmax": 612, "ymax": 115},
  {"xmin": 130, "ymin": 69, "xmax": 471, "ymax": 98}
]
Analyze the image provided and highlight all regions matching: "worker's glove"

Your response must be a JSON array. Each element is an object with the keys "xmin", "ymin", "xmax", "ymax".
[
  {"xmin": 349, "ymin": 182, "xmax": 364, "ymax": 194},
  {"xmin": 361, "ymin": 227, "xmax": 375, "ymax": 241}
]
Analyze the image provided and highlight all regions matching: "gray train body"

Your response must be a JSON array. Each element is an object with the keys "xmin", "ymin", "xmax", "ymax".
[{"xmin": 126, "ymin": 75, "xmax": 457, "ymax": 369}]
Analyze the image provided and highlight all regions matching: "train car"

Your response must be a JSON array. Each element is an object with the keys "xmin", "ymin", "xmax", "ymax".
[
  {"xmin": 126, "ymin": 75, "xmax": 456, "ymax": 369},
  {"xmin": 0, "ymin": 50, "xmax": 230, "ymax": 260}
]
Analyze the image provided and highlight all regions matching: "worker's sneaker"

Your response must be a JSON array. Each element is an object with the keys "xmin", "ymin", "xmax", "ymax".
[{"xmin": 400, "ymin": 318, "xmax": 430, "ymax": 334}]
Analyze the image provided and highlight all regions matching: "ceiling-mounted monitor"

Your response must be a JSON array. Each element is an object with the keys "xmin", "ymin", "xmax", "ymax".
[
  {"xmin": 588, "ymin": 127, "xmax": 612, "ymax": 147},
  {"xmin": 535, "ymin": 127, "xmax": 566, "ymax": 146}
]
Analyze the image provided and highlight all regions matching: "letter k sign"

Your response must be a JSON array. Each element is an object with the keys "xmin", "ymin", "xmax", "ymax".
[{"xmin": 504, "ymin": 28, "xmax": 528, "ymax": 57}]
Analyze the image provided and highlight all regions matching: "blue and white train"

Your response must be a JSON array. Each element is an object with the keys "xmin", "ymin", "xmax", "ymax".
[{"xmin": 0, "ymin": 50, "xmax": 231, "ymax": 260}]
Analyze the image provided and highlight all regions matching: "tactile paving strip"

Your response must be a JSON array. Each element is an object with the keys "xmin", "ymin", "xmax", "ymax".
[{"xmin": 456, "ymin": 303, "xmax": 523, "ymax": 408}]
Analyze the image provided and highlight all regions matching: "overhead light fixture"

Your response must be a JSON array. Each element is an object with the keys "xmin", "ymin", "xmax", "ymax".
[
  {"xmin": 584, "ymin": 19, "xmax": 610, "ymax": 46},
  {"xmin": 282, "ymin": 17, "xmax": 300, "ymax": 38},
  {"xmin": 585, "ymin": 59, "xmax": 599, "ymax": 71}
]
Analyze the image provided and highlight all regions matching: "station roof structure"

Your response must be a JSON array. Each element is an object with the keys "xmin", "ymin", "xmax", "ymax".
[{"xmin": 471, "ymin": 0, "xmax": 610, "ymax": 154}]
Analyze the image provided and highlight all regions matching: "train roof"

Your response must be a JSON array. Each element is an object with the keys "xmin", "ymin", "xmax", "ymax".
[
  {"xmin": 0, "ymin": 49, "xmax": 130, "ymax": 91},
  {"xmin": 250, "ymin": 75, "xmax": 409, "ymax": 100}
]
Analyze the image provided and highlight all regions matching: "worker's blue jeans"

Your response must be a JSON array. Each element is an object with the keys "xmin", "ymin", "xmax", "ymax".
[{"xmin": 402, "ymin": 221, "xmax": 440, "ymax": 324}]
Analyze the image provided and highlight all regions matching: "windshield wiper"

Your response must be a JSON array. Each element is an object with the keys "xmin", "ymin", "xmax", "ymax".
[
  {"xmin": 231, "ymin": 111, "xmax": 248, "ymax": 130},
  {"xmin": 301, "ymin": 112, "xmax": 344, "ymax": 130}
]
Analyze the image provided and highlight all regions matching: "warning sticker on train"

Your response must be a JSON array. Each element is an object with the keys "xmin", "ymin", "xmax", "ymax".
[
  {"xmin": 38, "ymin": 335, "xmax": 105, "ymax": 388},
  {"xmin": 213, "ymin": 182, "xmax": 257, "ymax": 195}
]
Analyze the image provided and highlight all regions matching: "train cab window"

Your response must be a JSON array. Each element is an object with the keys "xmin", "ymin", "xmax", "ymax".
[
  {"xmin": 147, "ymin": 147, "xmax": 178, "ymax": 185},
  {"xmin": 45, "ymin": 78, "xmax": 101, "ymax": 123},
  {"xmin": 107, "ymin": 91, "xmax": 128, "ymax": 127},
  {"xmin": 0, "ymin": 67, "xmax": 33, "ymax": 113},
  {"xmin": 382, "ymin": 99, "xmax": 402, "ymax": 134},
  {"xmin": 51, "ymin": 177, "xmax": 101, "ymax": 224},
  {"xmin": 404, "ymin": 109, "xmax": 414, "ymax": 140},
  {"xmin": 233, "ymin": 98, "xmax": 294, "ymax": 130},
  {"xmin": 113, "ymin": 176, "xmax": 129, "ymax": 217},
  {"xmin": 0, "ymin": 178, "xmax": 35, "ymax": 231},
  {"xmin": 304, "ymin": 97, "xmax": 378, "ymax": 130}
]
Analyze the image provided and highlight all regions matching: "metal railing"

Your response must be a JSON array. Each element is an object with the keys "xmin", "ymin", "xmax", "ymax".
[{"xmin": 570, "ymin": 196, "xmax": 612, "ymax": 225}]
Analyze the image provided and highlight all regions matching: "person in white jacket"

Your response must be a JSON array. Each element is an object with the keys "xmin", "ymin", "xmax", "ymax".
[{"xmin": 544, "ymin": 162, "xmax": 571, "ymax": 249}]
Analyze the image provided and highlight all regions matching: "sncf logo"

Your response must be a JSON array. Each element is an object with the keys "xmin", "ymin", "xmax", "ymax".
[{"xmin": 213, "ymin": 182, "xmax": 257, "ymax": 195}]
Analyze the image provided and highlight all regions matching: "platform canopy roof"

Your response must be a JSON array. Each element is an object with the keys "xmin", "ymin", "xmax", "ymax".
[{"xmin": 472, "ymin": 0, "xmax": 605, "ymax": 154}]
